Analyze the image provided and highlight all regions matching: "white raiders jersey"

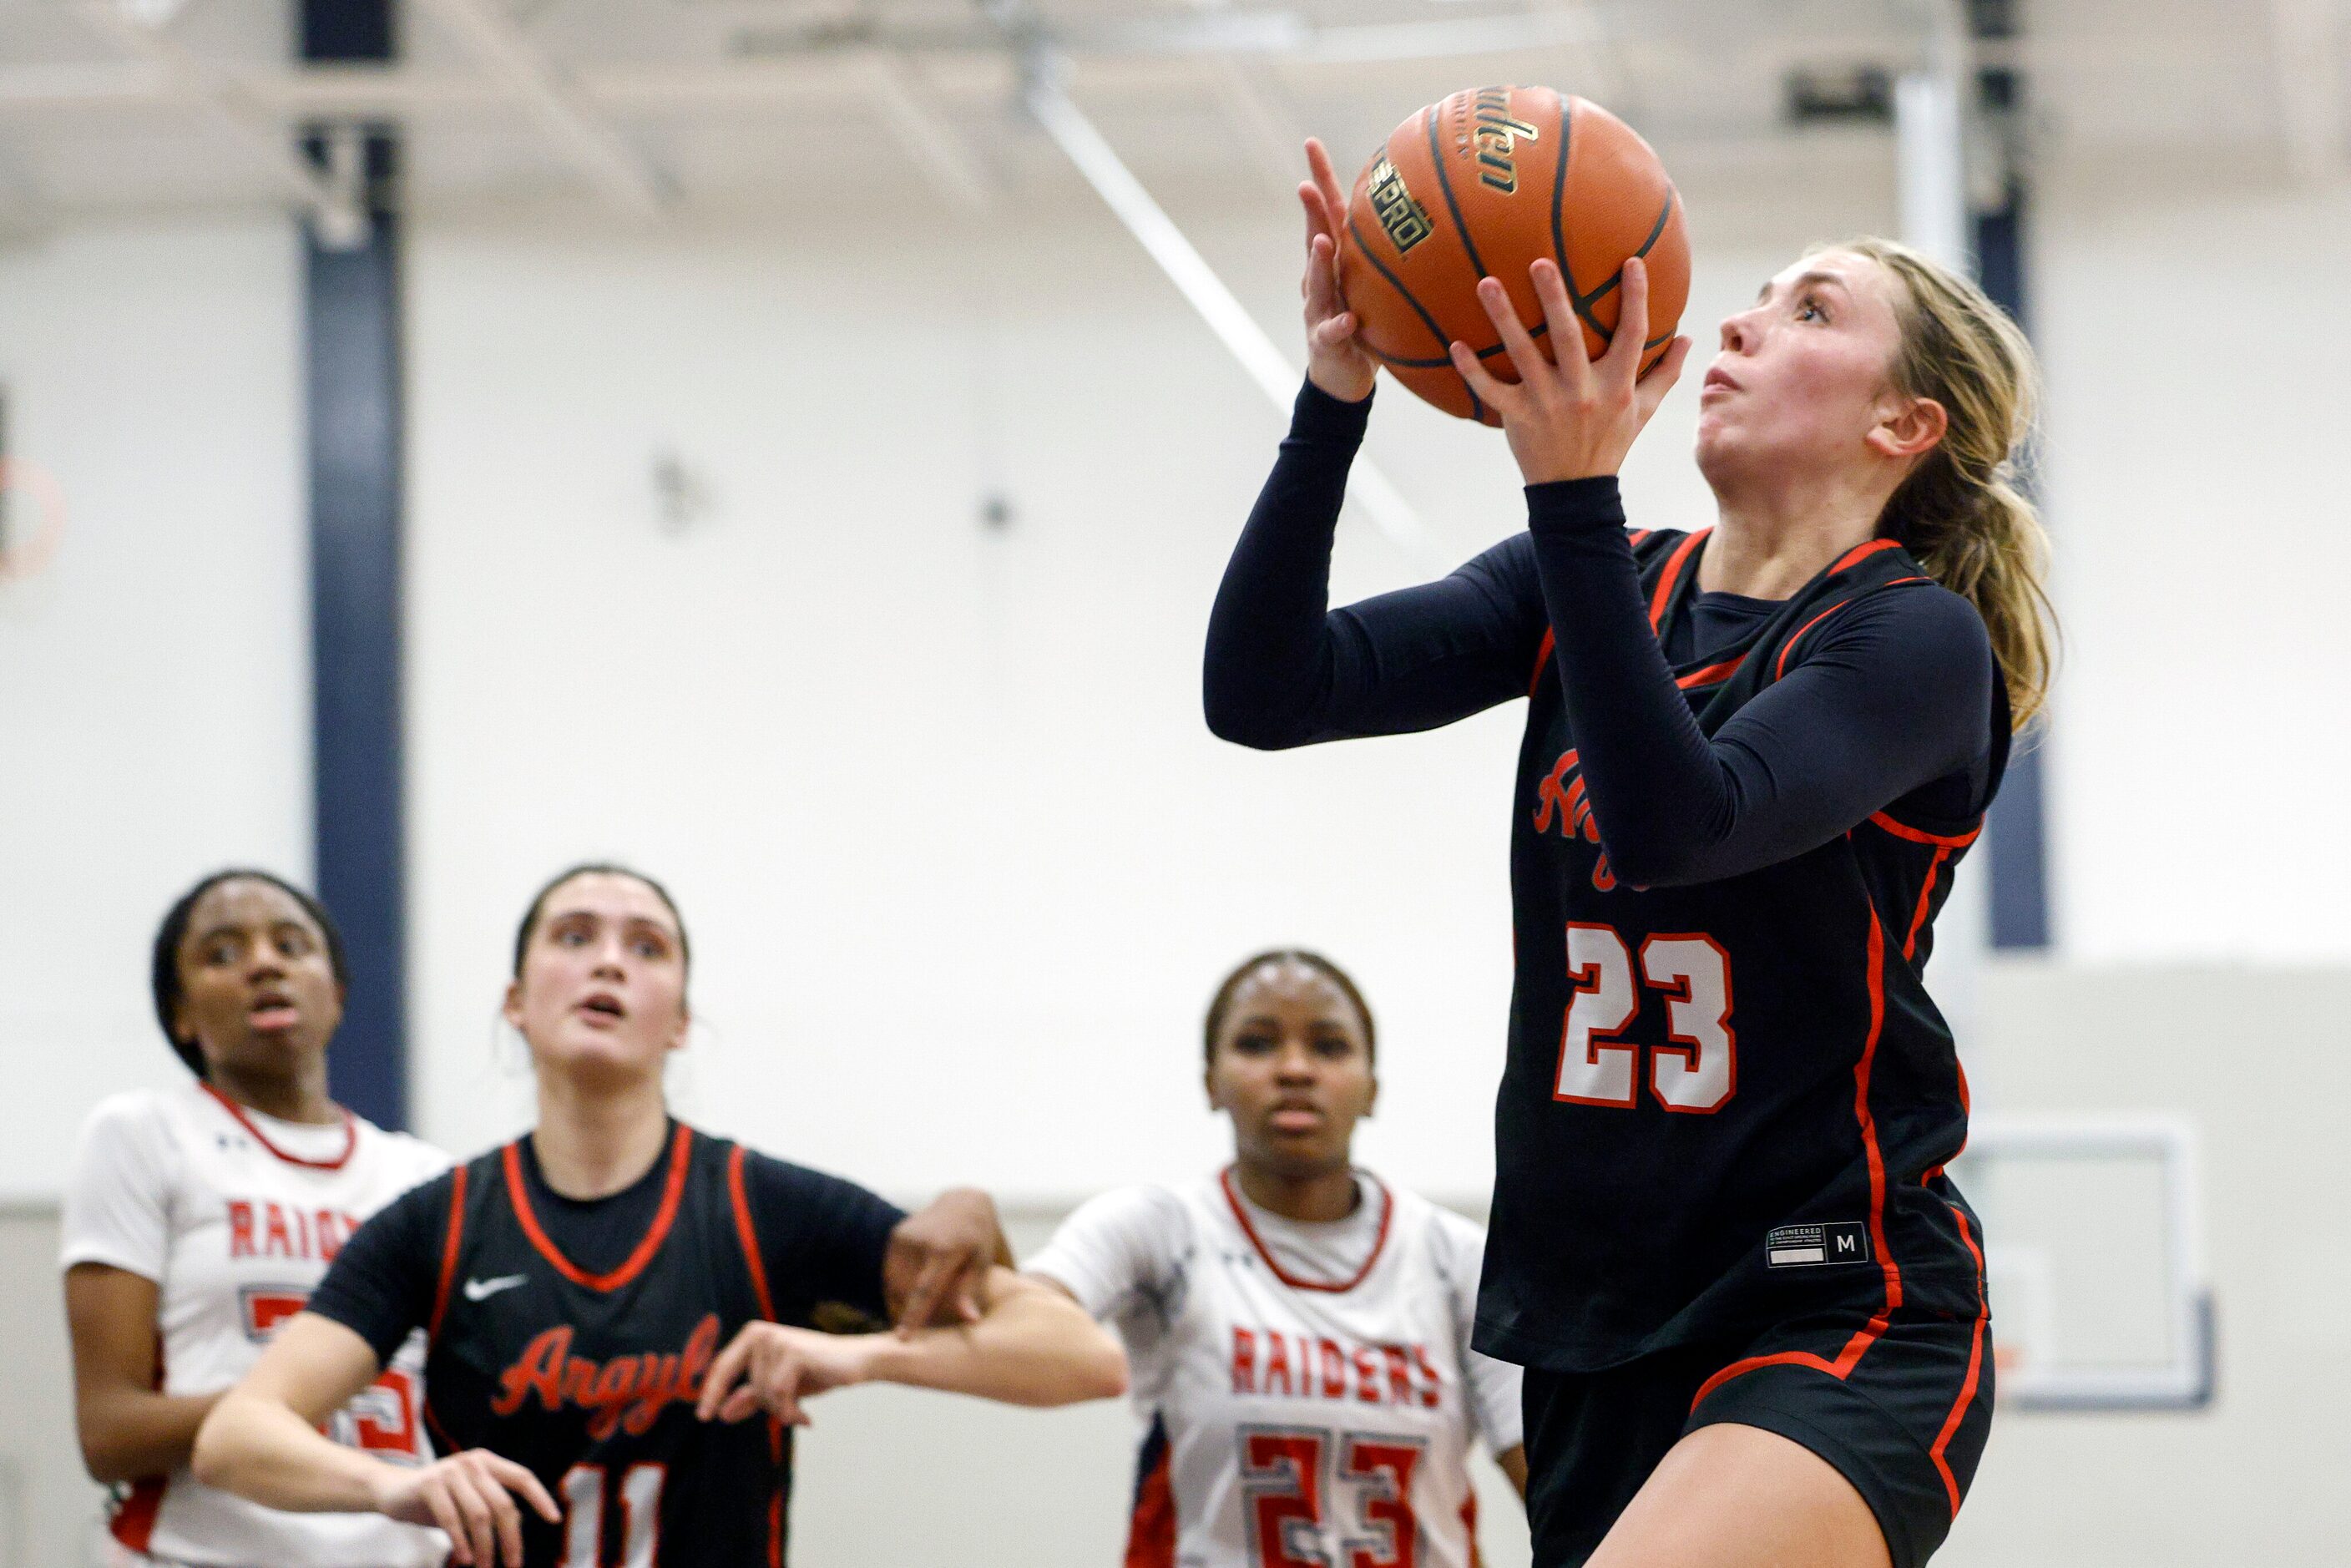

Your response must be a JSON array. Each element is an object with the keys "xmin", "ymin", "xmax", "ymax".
[
  {"xmin": 1029, "ymin": 1171, "xmax": 1522, "ymax": 1568},
  {"xmin": 60, "ymin": 1081, "xmax": 451, "ymax": 1568}
]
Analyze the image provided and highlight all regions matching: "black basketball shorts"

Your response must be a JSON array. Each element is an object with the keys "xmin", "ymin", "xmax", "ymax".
[{"xmin": 1520, "ymin": 1304, "xmax": 1994, "ymax": 1568}]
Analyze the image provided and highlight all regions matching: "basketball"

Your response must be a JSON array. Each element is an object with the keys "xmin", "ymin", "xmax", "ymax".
[{"xmin": 1337, "ymin": 86, "xmax": 1691, "ymax": 424}]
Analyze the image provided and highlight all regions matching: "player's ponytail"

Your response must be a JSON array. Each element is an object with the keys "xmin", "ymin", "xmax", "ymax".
[{"xmin": 1835, "ymin": 236, "xmax": 2058, "ymax": 731}]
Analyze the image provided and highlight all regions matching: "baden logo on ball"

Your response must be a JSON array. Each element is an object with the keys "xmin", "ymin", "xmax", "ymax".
[{"xmin": 1337, "ymin": 87, "xmax": 1691, "ymax": 426}]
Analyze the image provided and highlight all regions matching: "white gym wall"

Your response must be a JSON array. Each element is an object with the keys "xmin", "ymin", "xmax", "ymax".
[{"xmin": 4, "ymin": 2, "xmax": 2350, "ymax": 1562}]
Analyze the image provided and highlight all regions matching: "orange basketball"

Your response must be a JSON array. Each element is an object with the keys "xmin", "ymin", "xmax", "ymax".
[{"xmin": 1337, "ymin": 87, "xmax": 1690, "ymax": 425}]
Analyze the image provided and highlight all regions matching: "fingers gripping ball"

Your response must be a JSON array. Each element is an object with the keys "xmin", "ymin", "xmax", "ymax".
[{"xmin": 1337, "ymin": 86, "xmax": 1690, "ymax": 424}]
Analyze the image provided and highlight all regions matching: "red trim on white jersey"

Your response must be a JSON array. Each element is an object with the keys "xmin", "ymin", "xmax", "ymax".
[
  {"xmin": 200, "ymin": 1083, "xmax": 356, "ymax": 1171},
  {"xmin": 111, "ymin": 1476, "xmax": 168, "ymax": 1551},
  {"xmin": 1219, "ymin": 1168, "xmax": 1394, "ymax": 1294}
]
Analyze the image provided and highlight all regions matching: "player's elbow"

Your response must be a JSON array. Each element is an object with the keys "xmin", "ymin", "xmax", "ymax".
[
  {"xmin": 1031, "ymin": 1318, "xmax": 1129, "ymax": 1405},
  {"xmin": 1595, "ymin": 835, "xmax": 1706, "ymax": 891},
  {"xmin": 1203, "ymin": 685, "xmax": 1307, "ymax": 751},
  {"xmin": 73, "ymin": 1394, "xmax": 159, "ymax": 1485},
  {"xmin": 1070, "ymin": 1331, "xmax": 1130, "ymax": 1403},
  {"xmin": 188, "ymin": 1395, "xmax": 248, "ymax": 1491},
  {"xmin": 76, "ymin": 1426, "xmax": 141, "ymax": 1487}
]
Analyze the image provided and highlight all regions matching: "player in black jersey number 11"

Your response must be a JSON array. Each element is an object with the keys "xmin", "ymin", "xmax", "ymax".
[{"xmin": 193, "ymin": 865, "xmax": 1127, "ymax": 1568}]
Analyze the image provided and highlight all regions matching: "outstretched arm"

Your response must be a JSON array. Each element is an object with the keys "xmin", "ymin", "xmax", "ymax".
[
  {"xmin": 696, "ymin": 1267, "xmax": 1128, "ymax": 1428},
  {"xmin": 193, "ymin": 1313, "xmax": 559, "ymax": 1568},
  {"xmin": 1203, "ymin": 136, "xmax": 1546, "ymax": 749},
  {"xmin": 1203, "ymin": 390, "xmax": 1548, "ymax": 749}
]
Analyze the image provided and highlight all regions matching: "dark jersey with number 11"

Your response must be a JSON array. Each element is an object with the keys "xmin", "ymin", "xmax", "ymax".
[{"xmin": 308, "ymin": 1122, "xmax": 904, "ymax": 1568}]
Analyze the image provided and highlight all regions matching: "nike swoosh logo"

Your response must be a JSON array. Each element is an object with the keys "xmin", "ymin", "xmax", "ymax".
[{"xmin": 463, "ymin": 1274, "xmax": 528, "ymax": 1302}]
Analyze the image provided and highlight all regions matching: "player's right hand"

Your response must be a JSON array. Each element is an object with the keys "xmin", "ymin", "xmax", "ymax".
[
  {"xmin": 696, "ymin": 1320, "xmax": 877, "ymax": 1428},
  {"xmin": 373, "ymin": 1449, "xmax": 560, "ymax": 1568},
  {"xmin": 1299, "ymin": 138, "xmax": 1376, "ymax": 405}
]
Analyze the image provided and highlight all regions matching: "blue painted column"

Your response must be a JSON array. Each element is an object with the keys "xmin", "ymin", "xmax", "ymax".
[
  {"xmin": 303, "ymin": 0, "xmax": 409, "ymax": 1125},
  {"xmin": 1974, "ymin": 189, "xmax": 2050, "ymax": 950},
  {"xmin": 1971, "ymin": 3, "xmax": 2051, "ymax": 950}
]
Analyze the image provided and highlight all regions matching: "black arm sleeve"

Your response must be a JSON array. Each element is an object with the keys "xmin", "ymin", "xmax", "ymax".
[
  {"xmin": 740, "ymin": 1154, "xmax": 904, "ymax": 1327},
  {"xmin": 305, "ymin": 1171, "xmax": 450, "ymax": 1367},
  {"xmin": 1524, "ymin": 478, "xmax": 1995, "ymax": 888},
  {"xmin": 1203, "ymin": 381, "xmax": 1547, "ymax": 747}
]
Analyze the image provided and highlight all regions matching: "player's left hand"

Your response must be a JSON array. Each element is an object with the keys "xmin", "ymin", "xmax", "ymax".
[
  {"xmin": 884, "ymin": 1186, "xmax": 1005, "ymax": 1336},
  {"xmin": 1450, "ymin": 255, "xmax": 1691, "ymax": 485},
  {"xmin": 695, "ymin": 1322, "xmax": 874, "ymax": 1428}
]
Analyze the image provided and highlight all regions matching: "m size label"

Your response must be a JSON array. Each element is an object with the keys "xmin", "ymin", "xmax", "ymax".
[{"xmin": 1765, "ymin": 1222, "xmax": 1871, "ymax": 1267}]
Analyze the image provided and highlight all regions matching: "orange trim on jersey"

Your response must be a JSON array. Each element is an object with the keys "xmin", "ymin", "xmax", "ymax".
[
  {"xmin": 427, "ymin": 1164, "xmax": 469, "ymax": 1339},
  {"xmin": 1855, "ymin": 912, "xmax": 1904, "ymax": 1316},
  {"xmin": 728, "ymin": 1146, "xmax": 790, "ymax": 1482},
  {"xmin": 726, "ymin": 1145, "xmax": 779, "ymax": 1323},
  {"xmin": 1218, "ymin": 1167, "xmax": 1393, "ymax": 1293},
  {"xmin": 200, "ymin": 1082, "xmax": 356, "ymax": 1171},
  {"xmin": 1868, "ymin": 811, "xmax": 1983, "ymax": 849},
  {"xmin": 1647, "ymin": 529, "xmax": 1709, "ymax": 631},
  {"xmin": 1690, "ymin": 907, "xmax": 1906, "ymax": 1413},
  {"xmin": 1771, "ymin": 577, "xmax": 1933, "ymax": 683},
  {"xmin": 1689, "ymin": 1335, "xmax": 1876, "ymax": 1413},
  {"xmin": 1772, "ymin": 599, "xmax": 1852, "ymax": 681},
  {"xmin": 1929, "ymin": 1206, "xmax": 1992, "ymax": 1515},
  {"xmin": 1828, "ymin": 538, "xmax": 1902, "ymax": 575},
  {"xmin": 502, "ymin": 1125, "xmax": 693, "ymax": 1292},
  {"xmin": 1675, "ymin": 654, "xmax": 1745, "ymax": 690},
  {"xmin": 1463, "ymin": 1490, "xmax": 1482, "ymax": 1568},
  {"xmin": 1904, "ymin": 847, "xmax": 1952, "ymax": 962},
  {"xmin": 768, "ymin": 1491, "xmax": 785, "ymax": 1568},
  {"xmin": 1123, "ymin": 1434, "xmax": 1176, "ymax": 1568}
]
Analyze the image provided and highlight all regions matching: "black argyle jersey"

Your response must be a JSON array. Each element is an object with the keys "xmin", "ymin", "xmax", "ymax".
[
  {"xmin": 309, "ymin": 1124, "xmax": 902, "ymax": 1568},
  {"xmin": 1476, "ymin": 529, "xmax": 2010, "ymax": 1374}
]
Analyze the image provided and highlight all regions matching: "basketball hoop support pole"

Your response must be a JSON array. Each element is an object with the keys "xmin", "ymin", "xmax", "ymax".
[{"xmin": 1022, "ymin": 59, "xmax": 1449, "ymax": 569}]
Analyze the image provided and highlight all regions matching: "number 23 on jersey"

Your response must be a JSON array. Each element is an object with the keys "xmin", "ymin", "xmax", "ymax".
[
  {"xmin": 1241, "ymin": 1426, "xmax": 1425, "ymax": 1568},
  {"xmin": 1555, "ymin": 924, "xmax": 1736, "ymax": 1113}
]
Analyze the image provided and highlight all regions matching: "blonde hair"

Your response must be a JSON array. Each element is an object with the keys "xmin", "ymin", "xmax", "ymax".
[{"xmin": 1823, "ymin": 236, "xmax": 2057, "ymax": 731}]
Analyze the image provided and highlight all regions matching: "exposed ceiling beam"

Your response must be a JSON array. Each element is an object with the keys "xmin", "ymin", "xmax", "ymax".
[
  {"xmin": 1023, "ymin": 62, "xmax": 1447, "ymax": 568},
  {"xmin": 71, "ymin": 0, "xmax": 359, "ymax": 231},
  {"xmin": 408, "ymin": 0, "xmax": 670, "ymax": 216},
  {"xmin": 862, "ymin": 50, "xmax": 995, "ymax": 210}
]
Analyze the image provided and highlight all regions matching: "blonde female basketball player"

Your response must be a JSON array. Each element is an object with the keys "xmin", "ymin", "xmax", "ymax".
[
  {"xmin": 1028, "ymin": 950, "xmax": 1526, "ymax": 1568},
  {"xmin": 1203, "ymin": 142, "xmax": 2052, "ymax": 1566},
  {"xmin": 192, "ymin": 863, "xmax": 1125, "ymax": 1568},
  {"xmin": 62, "ymin": 871, "xmax": 453, "ymax": 1567}
]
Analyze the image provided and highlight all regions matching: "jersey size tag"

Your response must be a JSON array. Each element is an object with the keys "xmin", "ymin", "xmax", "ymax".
[{"xmin": 1765, "ymin": 1222, "xmax": 1871, "ymax": 1268}]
